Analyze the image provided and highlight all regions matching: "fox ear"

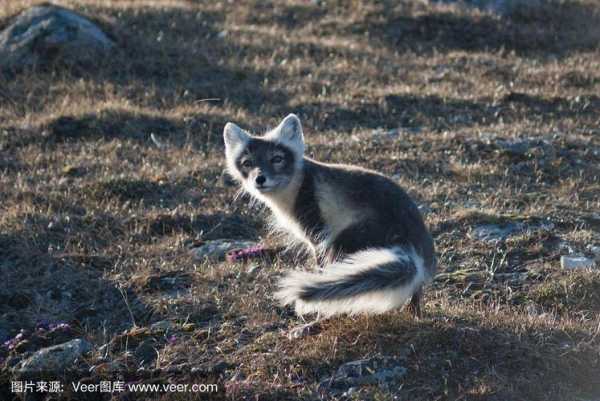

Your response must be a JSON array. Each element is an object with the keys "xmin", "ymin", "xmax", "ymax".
[
  {"xmin": 274, "ymin": 114, "xmax": 304, "ymax": 144},
  {"xmin": 268, "ymin": 114, "xmax": 304, "ymax": 155},
  {"xmin": 223, "ymin": 122, "xmax": 249, "ymax": 151}
]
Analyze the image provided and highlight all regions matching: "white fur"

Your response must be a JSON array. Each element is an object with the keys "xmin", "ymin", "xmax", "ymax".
[
  {"xmin": 275, "ymin": 247, "xmax": 426, "ymax": 317},
  {"xmin": 223, "ymin": 122, "xmax": 250, "ymax": 182},
  {"xmin": 255, "ymin": 172, "xmax": 314, "ymax": 252},
  {"xmin": 260, "ymin": 178, "xmax": 363, "ymax": 258},
  {"xmin": 262, "ymin": 177, "xmax": 365, "ymax": 258},
  {"xmin": 314, "ymin": 182, "xmax": 364, "ymax": 252},
  {"xmin": 223, "ymin": 115, "xmax": 312, "ymax": 251}
]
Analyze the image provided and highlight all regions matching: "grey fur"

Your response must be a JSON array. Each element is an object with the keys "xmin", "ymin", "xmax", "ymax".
[
  {"xmin": 224, "ymin": 114, "xmax": 436, "ymax": 316},
  {"xmin": 297, "ymin": 159, "xmax": 436, "ymax": 274},
  {"xmin": 298, "ymin": 257, "xmax": 417, "ymax": 301}
]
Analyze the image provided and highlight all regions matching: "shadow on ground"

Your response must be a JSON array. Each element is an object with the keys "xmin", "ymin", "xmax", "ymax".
[
  {"xmin": 229, "ymin": 312, "xmax": 600, "ymax": 400},
  {"xmin": 0, "ymin": 229, "xmax": 151, "ymax": 338}
]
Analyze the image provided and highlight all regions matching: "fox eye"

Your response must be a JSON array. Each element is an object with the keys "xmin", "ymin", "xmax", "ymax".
[
  {"xmin": 271, "ymin": 155, "xmax": 284, "ymax": 164},
  {"xmin": 241, "ymin": 159, "xmax": 253, "ymax": 168}
]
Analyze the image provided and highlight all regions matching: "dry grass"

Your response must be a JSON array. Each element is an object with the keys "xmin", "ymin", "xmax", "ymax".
[{"xmin": 1, "ymin": 0, "xmax": 600, "ymax": 400}]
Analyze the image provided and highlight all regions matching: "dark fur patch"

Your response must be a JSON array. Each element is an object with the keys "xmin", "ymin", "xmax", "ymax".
[
  {"xmin": 292, "ymin": 163, "xmax": 325, "ymax": 242},
  {"xmin": 298, "ymin": 257, "xmax": 417, "ymax": 301},
  {"xmin": 234, "ymin": 138, "xmax": 295, "ymax": 179},
  {"xmin": 303, "ymin": 159, "xmax": 436, "ymax": 272}
]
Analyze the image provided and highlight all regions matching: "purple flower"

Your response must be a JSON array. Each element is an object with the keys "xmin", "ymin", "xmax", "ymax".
[
  {"xmin": 167, "ymin": 335, "xmax": 177, "ymax": 345},
  {"xmin": 226, "ymin": 244, "xmax": 267, "ymax": 263}
]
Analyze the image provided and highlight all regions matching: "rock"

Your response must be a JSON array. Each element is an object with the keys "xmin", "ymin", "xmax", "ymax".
[
  {"xmin": 470, "ymin": 223, "xmax": 523, "ymax": 243},
  {"xmin": 470, "ymin": 219, "xmax": 553, "ymax": 243},
  {"xmin": 319, "ymin": 357, "xmax": 407, "ymax": 393},
  {"xmin": 561, "ymin": 255, "xmax": 596, "ymax": 270},
  {"xmin": 150, "ymin": 320, "xmax": 176, "ymax": 333},
  {"xmin": 189, "ymin": 239, "xmax": 257, "ymax": 262},
  {"xmin": 0, "ymin": 5, "xmax": 114, "ymax": 71},
  {"xmin": 497, "ymin": 138, "xmax": 555, "ymax": 159},
  {"xmin": 13, "ymin": 339, "xmax": 92, "ymax": 375}
]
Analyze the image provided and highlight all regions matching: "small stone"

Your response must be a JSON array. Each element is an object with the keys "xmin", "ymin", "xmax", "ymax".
[
  {"xmin": 561, "ymin": 255, "xmax": 596, "ymax": 270},
  {"xmin": 190, "ymin": 239, "xmax": 257, "ymax": 262},
  {"xmin": 150, "ymin": 320, "xmax": 176, "ymax": 333},
  {"xmin": 319, "ymin": 356, "xmax": 407, "ymax": 393},
  {"xmin": 470, "ymin": 223, "xmax": 523, "ymax": 243},
  {"xmin": 13, "ymin": 339, "xmax": 92, "ymax": 376}
]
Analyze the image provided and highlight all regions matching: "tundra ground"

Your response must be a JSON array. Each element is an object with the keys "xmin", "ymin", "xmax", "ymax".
[{"xmin": 1, "ymin": 1, "xmax": 599, "ymax": 400}]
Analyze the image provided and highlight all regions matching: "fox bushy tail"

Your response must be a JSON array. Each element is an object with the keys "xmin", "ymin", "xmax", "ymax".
[{"xmin": 274, "ymin": 246, "xmax": 426, "ymax": 317}]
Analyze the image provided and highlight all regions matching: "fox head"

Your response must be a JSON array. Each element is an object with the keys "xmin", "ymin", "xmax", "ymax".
[{"xmin": 223, "ymin": 114, "xmax": 304, "ymax": 198}]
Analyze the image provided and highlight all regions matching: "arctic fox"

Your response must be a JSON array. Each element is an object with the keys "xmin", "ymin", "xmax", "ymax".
[{"xmin": 223, "ymin": 114, "xmax": 436, "ymax": 318}]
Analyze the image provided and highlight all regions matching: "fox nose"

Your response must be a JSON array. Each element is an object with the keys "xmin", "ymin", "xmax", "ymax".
[{"xmin": 255, "ymin": 175, "xmax": 266, "ymax": 186}]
